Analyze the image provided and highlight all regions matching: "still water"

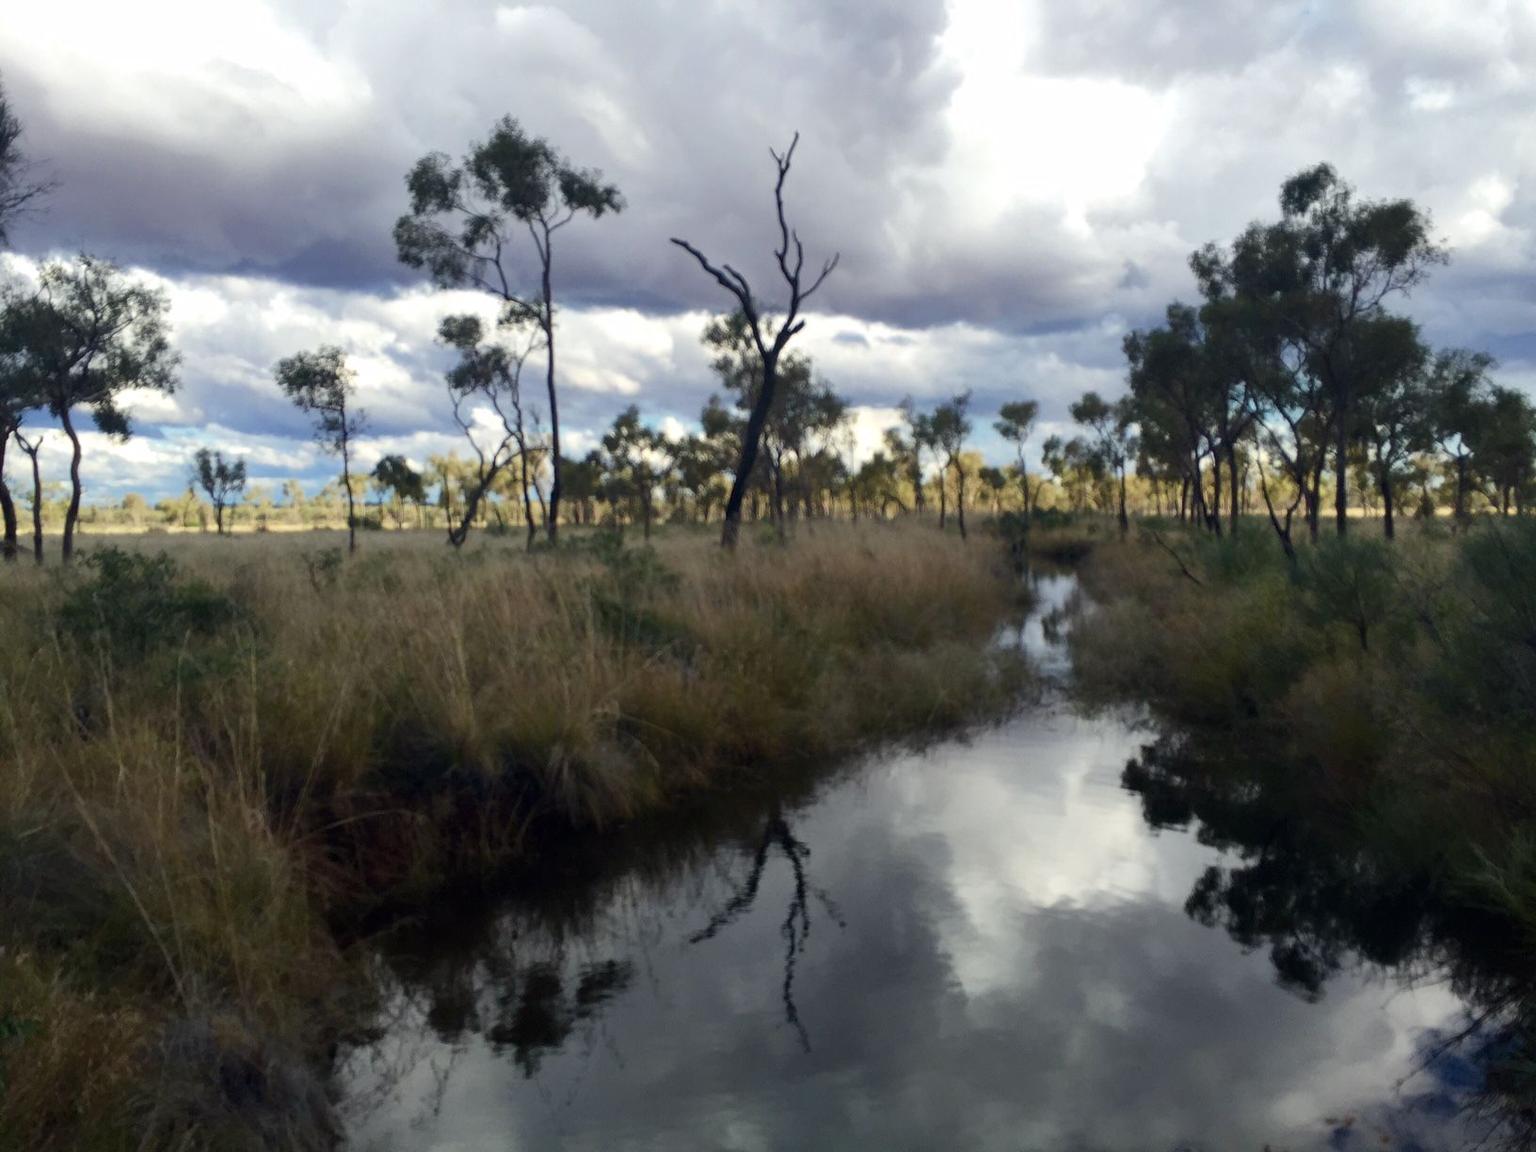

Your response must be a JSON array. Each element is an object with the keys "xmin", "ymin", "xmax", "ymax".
[{"xmin": 343, "ymin": 574, "xmax": 1502, "ymax": 1151}]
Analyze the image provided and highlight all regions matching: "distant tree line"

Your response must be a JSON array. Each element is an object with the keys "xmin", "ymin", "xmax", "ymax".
[{"xmin": 2, "ymin": 71, "xmax": 1530, "ymax": 562}]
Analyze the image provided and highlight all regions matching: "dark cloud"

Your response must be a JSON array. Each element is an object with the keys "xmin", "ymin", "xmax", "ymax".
[{"xmin": 1, "ymin": 0, "xmax": 1532, "ymax": 501}]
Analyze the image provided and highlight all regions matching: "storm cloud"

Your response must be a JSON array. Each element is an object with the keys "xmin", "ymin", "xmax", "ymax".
[{"xmin": 0, "ymin": 0, "xmax": 1532, "ymax": 499}]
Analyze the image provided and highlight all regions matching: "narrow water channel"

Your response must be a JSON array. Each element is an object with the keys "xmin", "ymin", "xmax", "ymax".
[{"xmin": 342, "ymin": 572, "xmax": 1500, "ymax": 1151}]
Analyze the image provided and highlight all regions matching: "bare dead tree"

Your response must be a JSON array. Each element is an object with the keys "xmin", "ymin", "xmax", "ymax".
[{"xmin": 671, "ymin": 133, "xmax": 838, "ymax": 550}]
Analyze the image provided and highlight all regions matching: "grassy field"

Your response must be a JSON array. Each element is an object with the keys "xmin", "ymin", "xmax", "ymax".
[{"xmin": 0, "ymin": 523, "xmax": 1030, "ymax": 1152}]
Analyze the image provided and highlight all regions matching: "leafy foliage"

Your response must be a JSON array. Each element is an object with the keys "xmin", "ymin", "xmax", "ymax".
[{"xmin": 59, "ymin": 547, "xmax": 239, "ymax": 661}]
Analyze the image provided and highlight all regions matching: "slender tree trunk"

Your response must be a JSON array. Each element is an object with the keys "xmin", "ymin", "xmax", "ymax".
[
  {"xmin": 1381, "ymin": 470, "xmax": 1396, "ymax": 540},
  {"xmin": 520, "ymin": 450, "xmax": 536, "ymax": 551},
  {"xmin": 1210, "ymin": 451, "xmax": 1223, "ymax": 537},
  {"xmin": 770, "ymin": 452, "xmax": 786, "ymax": 542},
  {"xmin": 1227, "ymin": 445, "xmax": 1240, "ymax": 535},
  {"xmin": 1454, "ymin": 455, "xmax": 1469, "ymax": 527},
  {"xmin": 0, "ymin": 433, "xmax": 16, "ymax": 562},
  {"xmin": 1117, "ymin": 466, "xmax": 1128, "ymax": 536},
  {"xmin": 955, "ymin": 462, "xmax": 967, "ymax": 541},
  {"xmin": 540, "ymin": 231, "xmax": 563, "ymax": 546},
  {"xmin": 938, "ymin": 473, "xmax": 948, "ymax": 530},
  {"xmin": 60, "ymin": 407, "xmax": 83, "ymax": 563},
  {"xmin": 1307, "ymin": 454, "xmax": 1325, "ymax": 542},
  {"xmin": 1334, "ymin": 417, "xmax": 1349, "ymax": 537},
  {"xmin": 25, "ymin": 446, "xmax": 42, "ymax": 564},
  {"xmin": 341, "ymin": 435, "xmax": 356, "ymax": 554},
  {"xmin": 722, "ymin": 357, "xmax": 778, "ymax": 550}
]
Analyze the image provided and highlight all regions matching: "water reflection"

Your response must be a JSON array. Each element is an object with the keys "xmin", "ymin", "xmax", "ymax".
[
  {"xmin": 1122, "ymin": 728, "xmax": 1536, "ymax": 1147},
  {"xmin": 343, "ymin": 572, "xmax": 1523, "ymax": 1152},
  {"xmin": 688, "ymin": 803, "xmax": 844, "ymax": 1051}
]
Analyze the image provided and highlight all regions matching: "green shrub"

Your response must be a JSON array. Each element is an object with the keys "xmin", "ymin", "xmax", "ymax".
[
  {"xmin": 1294, "ymin": 535, "xmax": 1410, "ymax": 655},
  {"xmin": 58, "ymin": 549, "xmax": 240, "ymax": 662}
]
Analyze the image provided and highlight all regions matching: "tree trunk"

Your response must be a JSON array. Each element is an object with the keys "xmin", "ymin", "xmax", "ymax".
[
  {"xmin": 1306, "ymin": 454, "xmax": 1325, "ymax": 542},
  {"xmin": 61, "ymin": 407, "xmax": 83, "ymax": 563},
  {"xmin": 770, "ymin": 451, "xmax": 787, "ymax": 542},
  {"xmin": 341, "ymin": 436, "xmax": 356, "ymax": 554},
  {"xmin": 26, "ymin": 447, "xmax": 42, "ymax": 563},
  {"xmin": 541, "ymin": 234, "xmax": 563, "ymax": 546},
  {"xmin": 0, "ymin": 434, "xmax": 16, "ymax": 562},
  {"xmin": 955, "ymin": 463, "xmax": 967, "ymax": 541},
  {"xmin": 722, "ymin": 357, "xmax": 778, "ymax": 550},
  {"xmin": 1209, "ymin": 450, "xmax": 1223, "ymax": 537},
  {"xmin": 1381, "ymin": 469, "xmax": 1396, "ymax": 540},
  {"xmin": 1334, "ymin": 418, "xmax": 1349, "ymax": 537},
  {"xmin": 520, "ymin": 450, "xmax": 536, "ymax": 551},
  {"xmin": 938, "ymin": 475, "xmax": 947, "ymax": 530},
  {"xmin": 1117, "ymin": 466, "xmax": 1128, "ymax": 536},
  {"xmin": 1227, "ymin": 445, "xmax": 1240, "ymax": 535}
]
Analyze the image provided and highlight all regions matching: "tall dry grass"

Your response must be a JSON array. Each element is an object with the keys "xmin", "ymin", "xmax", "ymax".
[{"xmin": 0, "ymin": 522, "xmax": 1027, "ymax": 1151}]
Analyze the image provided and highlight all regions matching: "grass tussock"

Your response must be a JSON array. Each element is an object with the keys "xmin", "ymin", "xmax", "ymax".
[
  {"xmin": 1070, "ymin": 517, "xmax": 1536, "ymax": 934},
  {"xmin": 0, "ymin": 523, "xmax": 1027, "ymax": 1151}
]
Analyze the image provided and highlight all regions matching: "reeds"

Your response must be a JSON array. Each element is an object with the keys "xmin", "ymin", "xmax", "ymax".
[{"xmin": 0, "ymin": 522, "xmax": 1026, "ymax": 1150}]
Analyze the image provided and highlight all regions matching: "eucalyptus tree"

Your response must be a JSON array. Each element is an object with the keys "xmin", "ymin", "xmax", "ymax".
[
  {"xmin": 601, "ymin": 405, "xmax": 672, "ymax": 540},
  {"xmin": 977, "ymin": 465, "xmax": 1009, "ymax": 517},
  {"xmin": 192, "ymin": 447, "xmax": 246, "ymax": 535},
  {"xmin": 672, "ymin": 134, "xmax": 839, "ymax": 550},
  {"xmin": 1195, "ymin": 164, "xmax": 1445, "ymax": 535},
  {"xmin": 1478, "ymin": 386, "xmax": 1536, "ymax": 516},
  {"xmin": 899, "ymin": 398, "xmax": 943, "ymax": 521},
  {"xmin": 930, "ymin": 392, "xmax": 974, "ymax": 540},
  {"xmin": 672, "ymin": 433, "xmax": 730, "ymax": 523},
  {"xmin": 395, "ymin": 117, "xmax": 621, "ymax": 545},
  {"xmin": 434, "ymin": 313, "xmax": 542, "ymax": 549},
  {"xmin": 1425, "ymin": 349, "xmax": 1496, "ymax": 526},
  {"xmin": 372, "ymin": 454, "xmax": 427, "ymax": 528},
  {"xmin": 883, "ymin": 425, "xmax": 924, "ymax": 518},
  {"xmin": 994, "ymin": 399, "xmax": 1040, "ymax": 517},
  {"xmin": 849, "ymin": 451, "xmax": 905, "ymax": 520},
  {"xmin": 5, "ymin": 256, "xmax": 178, "ymax": 561},
  {"xmin": 1124, "ymin": 305, "xmax": 1216, "ymax": 531},
  {"xmin": 1349, "ymin": 318, "xmax": 1430, "ymax": 538},
  {"xmin": 1043, "ymin": 434, "xmax": 1106, "ymax": 514},
  {"xmin": 1071, "ymin": 391, "xmax": 1138, "ymax": 535},
  {"xmin": 560, "ymin": 450, "xmax": 604, "ymax": 527},
  {"xmin": 274, "ymin": 346, "xmax": 365, "ymax": 553}
]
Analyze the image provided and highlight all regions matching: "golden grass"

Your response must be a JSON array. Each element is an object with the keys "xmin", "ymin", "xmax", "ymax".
[{"xmin": 0, "ymin": 522, "xmax": 1027, "ymax": 1151}]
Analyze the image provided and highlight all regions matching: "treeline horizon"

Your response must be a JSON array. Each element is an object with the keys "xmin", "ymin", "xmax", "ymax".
[{"xmin": 2, "ymin": 78, "xmax": 1532, "ymax": 566}]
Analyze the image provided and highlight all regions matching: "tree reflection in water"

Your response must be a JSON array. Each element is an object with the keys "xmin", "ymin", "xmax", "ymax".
[
  {"xmin": 688, "ymin": 802, "xmax": 844, "ymax": 1050},
  {"xmin": 342, "ymin": 771, "xmax": 843, "ymax": 1131},
  {"xmin": 1122, "ymin": 729, "xmax": 1536, "ymax": 1149}
]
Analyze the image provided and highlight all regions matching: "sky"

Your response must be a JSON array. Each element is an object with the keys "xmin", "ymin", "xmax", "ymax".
[{"xmin": 1, "ymin": 0, "xmax": 1533, "ymax": 502}]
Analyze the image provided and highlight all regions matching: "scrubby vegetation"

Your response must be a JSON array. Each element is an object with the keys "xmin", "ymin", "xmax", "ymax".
[
  {"xmin": 1071, "ymin": 519, "xmax": 1536, "ymax": 939},
  {"xmin": 0, "ymin": 525, "xmax": 1028, "ymax": 1151}
]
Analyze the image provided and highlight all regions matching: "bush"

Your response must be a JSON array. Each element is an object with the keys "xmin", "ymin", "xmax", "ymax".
[
  {"xmin": 1294, "ymin": 535, "xmax": 1410, "ymax": 655},
  {"xmin": 58, "ymin": 548, "xmax": 240, "ymax": 662}
]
